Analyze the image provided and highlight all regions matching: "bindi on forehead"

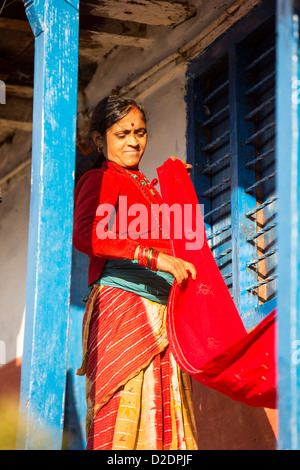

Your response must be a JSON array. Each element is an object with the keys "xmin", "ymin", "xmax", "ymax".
[{"xmin": 131, "ymin": 122, "xmax": 135, "ymax": 127}]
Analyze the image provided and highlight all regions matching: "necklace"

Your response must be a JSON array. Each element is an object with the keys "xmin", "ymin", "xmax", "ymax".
[
  {"xmin": 112, "ymin": 162, "xmax": 170, "ymax": 239},
  {"xmin": 126, "ymin": 169, "xmax": 156, "ymax": 196},
  {"xmin": 112, "ymin": 162, "xmax": 157, "ymax": 198}
]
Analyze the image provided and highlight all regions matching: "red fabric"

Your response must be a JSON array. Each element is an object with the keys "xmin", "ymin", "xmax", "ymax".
[
  {"xmin": 73, "ymin": 161, "xmax": 171, "ymax": 286},
  {"xmin": 86, "ymin": 346, "xmax": 174, "ymax": 451},
  {"xmin": 86, "ymin": 389, "xmax": 122, "ymax": 450},
  {"xmin": 83, "ymin": 285, "xmax": 172, "ymax": 450},
  {"xmin": 84, "ymin": 285, "xmax": 169, "ymax": 414},
  {"xmin": 157, "ymin": 158, "xmax": 277, "ymax": 409}
]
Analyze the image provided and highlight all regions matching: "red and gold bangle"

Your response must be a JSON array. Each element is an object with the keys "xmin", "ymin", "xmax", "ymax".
[
  {"xmin": 147, "ymin": 247, "xmax": 154, "ymax": 270},
  {"xmin": 138, "ymin": 245, "xmax": 159, "ymax": 271},
  {"xmin": 137, "ymin": 245, "xmax": 144, "ymax": 265},
  {"xmin": 137, "ymin": 245, "xmax": 149, "ymax": 268},
  {"xmin": 143, "ymin": 248, "xmax": 149, "ymax": 268},
  {"xmin": 146, "ymin": 247, "xmax": 159, "ymax": 272},
  {"xmin": 150, "ymin": 249, "xmax": 159, "ymax": 272},
  {"xmin": 137, "ymin": 245, "xmax": 144, "ymax": 266}
]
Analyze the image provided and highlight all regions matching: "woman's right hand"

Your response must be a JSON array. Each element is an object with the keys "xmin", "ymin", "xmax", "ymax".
[{"xmin": 156, "ymin": 252, "xmax": 197, "ymax": 287}]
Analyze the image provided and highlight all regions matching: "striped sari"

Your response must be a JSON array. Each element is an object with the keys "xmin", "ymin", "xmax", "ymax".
[{"xmin": 77, "ymin": 282, "xmax": 198, "ymax": 450}]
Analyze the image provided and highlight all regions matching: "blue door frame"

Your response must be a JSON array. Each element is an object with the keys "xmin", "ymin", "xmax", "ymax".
[
  {"xmin": 17, "ymin": 0, "xmax": 300, "ymax": 450},
  {"xmin": 276, "ymin": 0, "xmax": 300, "ymax": 450}
]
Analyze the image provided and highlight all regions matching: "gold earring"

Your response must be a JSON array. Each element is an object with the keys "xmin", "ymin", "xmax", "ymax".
[{"xmin": 97, "ymin": 146, "xmax": 102, "ymax": 153}]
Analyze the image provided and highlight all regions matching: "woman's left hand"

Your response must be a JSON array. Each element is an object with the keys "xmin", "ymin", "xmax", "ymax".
[{"xmin": 170, "ymin": 156, "xmax": 192, "ymax": 175}]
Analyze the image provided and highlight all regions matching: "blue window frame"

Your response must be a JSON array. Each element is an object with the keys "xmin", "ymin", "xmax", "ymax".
[{"xmin": 186, "ymin": 0, "xmax": 276, "ymax": 329}]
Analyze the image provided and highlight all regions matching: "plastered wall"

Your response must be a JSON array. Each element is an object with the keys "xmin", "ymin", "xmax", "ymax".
[{"xmin": 0, "ymin": 132, "xmax": 31, "ymax": 364}]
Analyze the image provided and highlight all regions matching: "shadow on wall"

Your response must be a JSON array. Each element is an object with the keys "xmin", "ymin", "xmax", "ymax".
[{"xmin": 192, "ymin": 379, "xmax": 277, "ymax": 450}]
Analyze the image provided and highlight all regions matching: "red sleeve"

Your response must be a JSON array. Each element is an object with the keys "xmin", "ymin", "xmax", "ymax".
[{"xmin": 73, "ymin": 170, "xmax": 139, "ymax": 260}]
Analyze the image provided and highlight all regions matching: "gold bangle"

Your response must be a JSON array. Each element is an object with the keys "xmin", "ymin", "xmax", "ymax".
[{"xmin": 147, "ymin": 247, "xmax": 154, "ymax": 270}]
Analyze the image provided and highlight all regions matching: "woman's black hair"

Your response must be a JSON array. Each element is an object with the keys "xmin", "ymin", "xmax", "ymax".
[
  {"xmin": 89, "ymin": 95, "xmax": 146, "ymax": 138},
  {"xmin": 75, "ymin": 95, "xmax": 146, "ymax": 185}
]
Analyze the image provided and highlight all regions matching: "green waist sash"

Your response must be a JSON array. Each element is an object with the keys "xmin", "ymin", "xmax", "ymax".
[{"xmin": 83, "ymin": 259, "xmax": 174, "ymax": 306}]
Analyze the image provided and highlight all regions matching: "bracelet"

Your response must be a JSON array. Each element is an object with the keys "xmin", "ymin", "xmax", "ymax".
[
  {"xmin": 137, "ymin": 245, "xmax": 159, "ymax": 271},
  {"xmin": 138, "ymin": 245, "xmax": 149, "ymax": 268},
  {"xmin": 150, "ymin": 249, "xmax": 159, "ymax": 272},
  {"xmin": 147, "ymin": 247, "xmax": 159, "ymax": 272},
  {"xmin": 147, "ymin": 247, "xmax": 154, "ymax": 270}
]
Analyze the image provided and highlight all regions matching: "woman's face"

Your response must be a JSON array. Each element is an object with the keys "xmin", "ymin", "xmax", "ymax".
[{"xmin": 95, "ymin": 108, "xmax": 147, "ymax": 169}]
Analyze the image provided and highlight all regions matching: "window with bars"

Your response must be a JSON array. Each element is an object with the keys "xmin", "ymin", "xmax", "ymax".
[{"xmin": 186, "ymin": 0, "xmax": 276, "ymax": 329}]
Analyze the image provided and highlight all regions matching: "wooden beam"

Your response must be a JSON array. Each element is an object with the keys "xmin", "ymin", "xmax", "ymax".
[
  {"xmin": 79, "ymin": 15, "xmax": 153, "ymax": 48},
  {"xmin": 0, "ymin": 14, "xmax": 153, "ymax": 49},
  {"xmin": 0, "ymin": 16, "xmax": 31, "ymax": 32},
  {"xmin": 80, "ymin": 26, "xmax": 152, "ymax": 49},
  {"xmin": 0, "ymin": 118, "xmax": 32, "ymax": 132},
  {"xmin": 0, "ymin": 58, "xmax": 12, "ymax": 79},
  {"xmin": 0, "ymin": 156, "xmax": 31, "ymax": 187},
  {"xmin": 0, "ymin": 56, "xmax": 33, "ymax": 85},
  {"xmin": 5, "ymin": 84, "xmax": 33, "ymax": 99},
  {"xmin": 81, "ymin": 0, "xmax": 197, "ymax": 26},
  {"xmin": 0, "ymin": 94, "xmax": 33, "ymax": 132}
]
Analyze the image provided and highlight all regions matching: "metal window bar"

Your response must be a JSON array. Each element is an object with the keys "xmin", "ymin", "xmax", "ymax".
[
  {"xmin": 213, "ymin": 247, "xmax": 232, "ymax": 261},
  {"xmin": 244, "ymin": 96, "xmax": 275, "ymax": 120},
  {"xmin": 246, "ymin": 221, "xmax": 277, "ymax": 243},
  {"xmin": 201, "ymin": 152, "xmax": 230, "ymax": 175},
  {"xmin": 245, "ymin": 195, "xmax": 277, "ymax": 218},
  {"xmin": 202, "ymin": 104, "xmax": 229, "ymax": 127},
  {"xmin": 210, "ymin": 231, "xmax": 232, "ymax": 251},
  {"xmin": 204, "ymin": 200, "xmax": 231, "ymax": 221},
  {"xmin": 222, "ymin": 272, "xmax": 232, "ymax": 280},
  {"xmin": 246, "ymin": 274, "xmax": 277, "ymax": 292},
  {"xmin": 245, "ymin": 172, "xmax": 276, "ymax": 194},
  {"xmin": 201, "ymin": 178, "xmax": 230, "ymax": 198},
  {"xmin": 202, "ymin": 80, "xmax": 229, "ymax": 104},
  {"xmin": 207, "ymin": 224, "xmax": 231, "ymax": 241},
  {"xmin": 245, "ymin": 146, "xmax": 275, "ymax": 168},
  {"xmin": 202, "ymin": 129, "xmax": 230, "ymax": 152},
  {"xmin": 247, "ymin": 249, "xmax": 276, "ymax": 268},
  {"xmin": 245, "ymin": 70, "xmax": 275, "ymax": 96},
  {"xmin": 244, "ymin": 122, "xmax": 275, "ymax": 145},
  {"xmin": 244, "ymin": 45, "xmax": 276, "ymax": 72}
]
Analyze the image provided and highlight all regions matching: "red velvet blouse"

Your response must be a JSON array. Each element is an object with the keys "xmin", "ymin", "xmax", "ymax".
[{"xmin": 73, "ymin": 161, "xmax": 172, "ymax": 286}]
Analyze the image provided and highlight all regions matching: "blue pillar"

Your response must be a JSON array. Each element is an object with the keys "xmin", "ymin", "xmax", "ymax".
[
  {"xmin": 276, "ymin": 0, "xmax": 300, "ymax": 450},
  {"xmin": 18, "ymin": 0, "xmax": 79, "ymax": 449}
]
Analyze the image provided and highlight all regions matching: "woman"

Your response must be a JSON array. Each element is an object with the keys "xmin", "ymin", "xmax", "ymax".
[{"xmin": 73, "ymin": 95, "xmax": 198, "ymax": 450}]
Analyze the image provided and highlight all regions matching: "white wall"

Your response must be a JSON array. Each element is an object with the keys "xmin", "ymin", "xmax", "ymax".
[
  {"xmin": 141, "ymin": 71, "xmax": 188, "ymax": 182},
  {"xmin": 0, "ymin": 133, "xmax": 31, "ymax": 363}
]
